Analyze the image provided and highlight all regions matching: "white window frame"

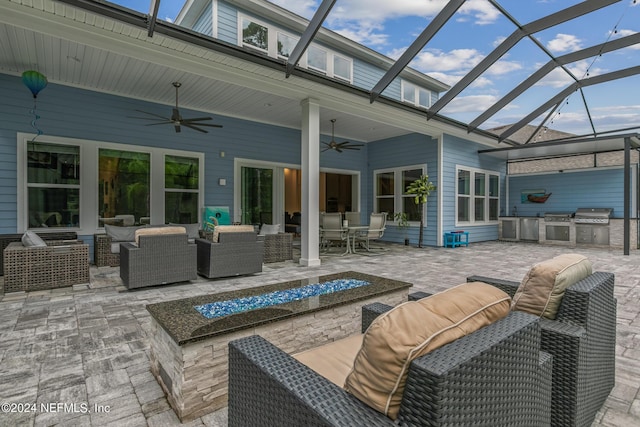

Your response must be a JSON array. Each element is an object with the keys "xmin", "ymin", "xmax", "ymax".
[
  {"xmin": 401, "ymin": 80, "xmax": 433, "ymax": 109},
  {"xmin": 236, "ymin": 17, "xmax": 353, "ymax": 84},
  {"xmin": 455, "ymin": 165, "xmax": 500, "ymax": 226},
  {"xmin": 17, "ymin": 133, "xmax": 204, "ymax": 235},
  {"xmin": 238, "ymin": 14, "xmax": 269, "ymax": 54},
  {"xmin": 373, "ymin": 164, "xmax": 426, "ymax": 225}
]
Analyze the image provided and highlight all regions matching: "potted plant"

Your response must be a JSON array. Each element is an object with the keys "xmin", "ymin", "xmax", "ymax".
[
  {"xmin": 394, "ymin": 212, "xmax": 410, "ymax": 245},
  {"xmin": 406, "ymin": 174, "xmax": 436, "ymax": 248}
]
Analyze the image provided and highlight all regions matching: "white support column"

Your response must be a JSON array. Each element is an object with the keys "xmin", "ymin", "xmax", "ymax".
[{"xmin": 300, "ymin": 99, "xmax": 321, "ymax": 266}]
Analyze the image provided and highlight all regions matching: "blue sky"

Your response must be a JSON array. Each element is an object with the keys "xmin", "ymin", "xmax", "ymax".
[{"xmin": 113, "ymin": 0, "xmax": 640, "ymax": 137}]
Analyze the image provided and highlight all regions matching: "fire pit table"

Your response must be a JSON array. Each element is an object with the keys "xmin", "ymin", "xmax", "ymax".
[{"xmin": 146, "ymin": 271, "xmax": 412, "ymax": 422}]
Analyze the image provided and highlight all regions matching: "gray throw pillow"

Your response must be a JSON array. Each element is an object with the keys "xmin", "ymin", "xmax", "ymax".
[
  {"xmin": 21, "ymin": 231, "xmax": 47, "ymax": 247},
  {"xmin": 169, "ymin": 223, "xmax": 200, "ymax": 240},
  {"xmin": 104, "ymin": 224, "xmax": 139, "ymax": 242}
]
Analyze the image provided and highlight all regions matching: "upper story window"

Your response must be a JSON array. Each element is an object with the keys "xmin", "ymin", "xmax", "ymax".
[
  {"xmin": 277, "ymin": 32, "xmax": 297, "ymax": 58},
  {"xmin": 456, "ymin": 166, "xmax": 499, "ymax": 225},
  {"xmin": 241, "ymin": 17, "xmax": 268, "ymax": 52},
  {"xmin": 307, "ymin": 45, "xmax": 327, "ymax": 74},
  {"xmin": 237, "ymin": 14, "xmax": 353, "ymax": 83},
  {"xmin": 402, "ymin": 80, "xmax": 432, "ymax": 109},
  {"xmin": 374, "ymin": 165, "xmax": 425, "ymax": 223},
  {"xmin": 333, "ymin": 54, "xmax": 352, "ymax": 82}
]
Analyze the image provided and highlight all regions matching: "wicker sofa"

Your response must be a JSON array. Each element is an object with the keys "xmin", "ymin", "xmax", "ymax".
[
  {"xmin": 228, "ymin": 293, "xmax": 552, "ymax": 426},
  {"xmin": 119, "ymin": 228, "xmax": 197, "ymax": 289},
  {"xmin": 196, "ymin": 229, "xmax": 264, "ymax": 278},
  {"xmin": 1, "ymin": 231, "xmax": 77, "ymax": 276},
  {"xmin": 467, "ymin": 271, "xmax": 616, "ymax": 427},
  {"xmin": 3, "ymin": 239, "xmax": 89, "ymax": 293}
]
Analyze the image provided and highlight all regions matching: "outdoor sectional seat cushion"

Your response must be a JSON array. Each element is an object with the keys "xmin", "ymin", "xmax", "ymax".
[
  {"xmin": 295, "ymin": 282, "xmax": 512, "ymax": 420},
  {"xmin": 512, "ymin": 253, "xmax": 592, "ymax": 319},
  {"xmin": 134, "ymin": 226, "xmax": 187, "ymax": 244},
  {"xmin": 211, "ymin": 225, "xmax": 255, "ymax": 242}
]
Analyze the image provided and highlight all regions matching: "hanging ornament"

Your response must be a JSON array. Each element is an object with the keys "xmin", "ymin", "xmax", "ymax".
[{"xmin": 21, "ymin": 70, "xmax": 48, "ymax": 138}]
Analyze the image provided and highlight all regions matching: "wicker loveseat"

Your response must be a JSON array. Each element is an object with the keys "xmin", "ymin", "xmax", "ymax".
[
  {"xmin": 228, "ymin": 284, "xmax": 552, "ymax": 427},
  {"xmin": 3, "ymin": 239, "xmax": 89, "ymax": 293},
  {"xmin": 467, "ymin": 270, "xmax": 616, "ymax": 427},
  {"xmin": 119, "ymin": 227, "xmax": 197, "ymax": 289},
  {"xmin": 196, "ymin": 225, "xmax": 264, "ymax": 278}
]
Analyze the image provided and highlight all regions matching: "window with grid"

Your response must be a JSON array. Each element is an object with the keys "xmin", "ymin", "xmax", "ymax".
[
  {"xmin": 374, "ymin": 166, "xmax": 425, "ymax": 222},
  {"xmin": 456, "ymin": 166, "xmax": 499, "ymax": 225}
]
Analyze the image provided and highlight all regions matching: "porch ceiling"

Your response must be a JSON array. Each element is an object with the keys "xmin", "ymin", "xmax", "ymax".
[{"xmin": 0, "ymin": 0, "xmax": 436, "ymax": 144}]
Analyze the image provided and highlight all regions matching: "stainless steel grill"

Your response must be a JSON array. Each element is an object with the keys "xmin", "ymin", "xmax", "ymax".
[
  {"xmin": 574, "ymin": 208, "xmax": 613, "ymax": 224},
  {"xmin": 543, "ymin": 212, "xmax": 574, "ymax": 222}
]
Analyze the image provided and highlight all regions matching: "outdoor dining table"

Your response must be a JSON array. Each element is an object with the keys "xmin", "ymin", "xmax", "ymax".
[{"xmin": 345, "ymin": 225, "xmax": 369, "ymax": 254}]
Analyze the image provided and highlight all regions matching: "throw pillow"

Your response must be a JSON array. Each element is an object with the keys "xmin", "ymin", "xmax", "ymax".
[
  {"xmin": 511, "ymin": 253, "xmax": 592, "ymax": 319},
  {"xmin": 134, "ymin": 226, "xmax": 187, "ymax": 245},
  {"xmin": 344, "ymin": 282, "xmax": 511, "ymax": 420},
  {"xmin": 258, "ymin": 224, "xmax": 281, "ymax": 236},
  {"xmin": 212, "ymin": 225, "xmax": 255, "ymax": 242},
  {"xmin": 169, "ymin": 223, "xmax": 200, "ymax": 240},
  {"xmin": 104, "ymin": 224, "xmax": 140, "ymax": 242},
  {"xmin": 21, "ymin": 231, "xmax": 47, "ymax": 247}
]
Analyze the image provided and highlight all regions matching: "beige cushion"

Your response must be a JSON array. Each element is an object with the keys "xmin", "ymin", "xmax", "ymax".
[
  {"xmin": 512, "ymin": 253, "xmax": 592, "ymax": 319},
  {"xmin": 294, "ymin": 334, "xmax": 364, "ymax": 387},
  {"xmin": 344, "ymin": 282, "xmax": 511, "ymax": 420},
  {"xmin": 134, "ymin": 226, "xmax": 186, "ymax": 245},
  {"xmin": 212, "ymin": 225, "xmax": 255, "ymax": 242}
]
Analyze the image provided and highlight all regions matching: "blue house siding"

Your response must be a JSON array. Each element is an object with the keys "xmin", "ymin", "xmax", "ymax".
[
  {"xmin": 367, "ymin": 133, "xmax": 439, "ymax": 246},
  {"xmin": 0, "ymin": 74, "xmax": 368, "ymax": 258},
  {"xmin": 197, "ymin": 2, "xmax": 435, "ymax": 106},
  {"xmin": 441, "ymin": 135, "xmax": 507, "ymax": 243},
  {"xmin": 508, "ymin": 168, "xmax": 628, "ymax": 218},
  {"xmin": 192, "ymin": 1, "xmax": 213, "ymax": 36},
  {"xmin": 217, "ymin": 1, "xmax": 237, "ymax": 44}
]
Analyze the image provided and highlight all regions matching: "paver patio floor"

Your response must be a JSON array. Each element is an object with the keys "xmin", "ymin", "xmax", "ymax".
[{"xmin": 0, "ymin": 241, "xmax": 638, "ymax": 426}]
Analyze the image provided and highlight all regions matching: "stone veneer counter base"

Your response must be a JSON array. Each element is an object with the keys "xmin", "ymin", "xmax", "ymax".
[{"xmin": 146, "ymin": 271, "xmax": 412, "ymax": 422}]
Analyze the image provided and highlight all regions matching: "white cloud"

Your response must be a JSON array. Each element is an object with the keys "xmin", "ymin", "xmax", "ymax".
[
  {"xmin": 267, "ymin": 0, "xmax": 319, "ymax": 19},
  {"xmin": 546, "ymin": 34, "xmax": 583, "ymax": 53},
  {"xmin": 440, "ymin": 94, "xmax": 500, "ymax": 114},
  {"xmin": 537, "ymin": 61, "xmax": 607, "ymax": 88}
]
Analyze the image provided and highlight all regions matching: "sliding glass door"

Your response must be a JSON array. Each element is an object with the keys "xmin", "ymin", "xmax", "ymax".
[{"xmin": 241, "ymin": 166, "xmax": 274, "ymax": 225}]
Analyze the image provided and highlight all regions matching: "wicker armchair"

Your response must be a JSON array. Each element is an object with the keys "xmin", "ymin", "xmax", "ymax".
[
  {"xmin": 467, "ymin": 272, "xmax": 616, "ymax": 427},
  {"xmin": 3, "ymin": 240, "xmax": 89, "ymax": 292},
  {"xmin": 261, "ymin": 232, "xmax": 293, "ymax": 263},
  {"xmin": 228, "ymin": 309, "xmax": 552, "ymax": 427},
  {"xmin": 120, "ymin": 233, "xmax": 196, "ymax": 289},
  {"xmin": 196, "ymin": 231, "xmax": 264, "ymax": 279}
]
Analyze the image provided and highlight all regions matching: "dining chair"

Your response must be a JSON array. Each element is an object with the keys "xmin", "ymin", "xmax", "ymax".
[
  {"xmin": 320, "ymin": 212, "xmax": 347, "ymax": 253},
  {"xmin": 355, "ymin": 212, "xmax": 387, "ymax": 251}
]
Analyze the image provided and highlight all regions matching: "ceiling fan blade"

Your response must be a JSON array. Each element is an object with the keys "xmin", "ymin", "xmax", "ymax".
[
  {"xmin": 183, "ymin": 122, "xmax": 223, "ymax": 128},
  {"xmin": 341, "ymin": 146, "xmax": 362, "ymax": 150},
  {"xmin": 133, "ymin": 110, "xmax": 170, "ymax": 120},
  {"xmin": 336, "ymin": 147, "xmax": 343, "ymax": 153},
  {"xmin": 144, "ymin": 121, "xmax": 175, "ymax": 126},
  {"xmin": 128, "ymin": 116, "xmax": 167, "ymax": 121},
  {"xmin": 182, "ymin": 116, "xmax": 214, "ymax": 122},
  {"xmin": 181, "ymin": 122, "xmax": 209, "ymax": 133}
]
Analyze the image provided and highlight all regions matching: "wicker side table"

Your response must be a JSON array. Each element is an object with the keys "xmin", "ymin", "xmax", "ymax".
[{"xmin": 3, "ymin": 240, "xmax": 89, "ymax": 293}]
